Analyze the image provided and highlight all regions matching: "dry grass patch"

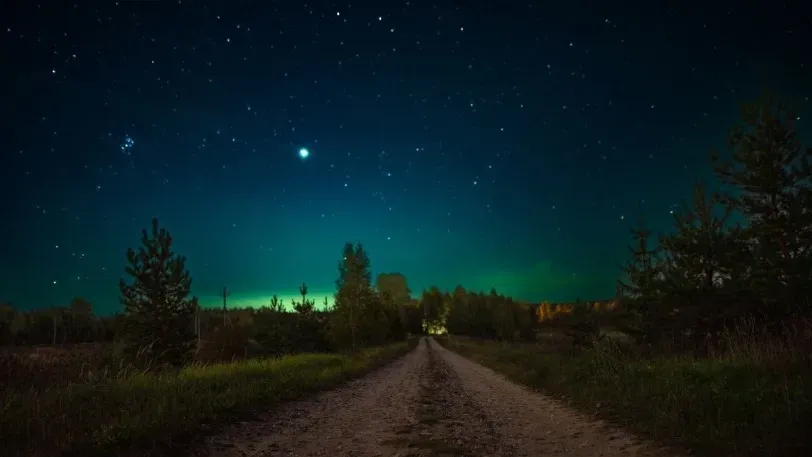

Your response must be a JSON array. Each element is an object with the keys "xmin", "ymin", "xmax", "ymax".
[
  {"xmin": 2, "ymin": 339, "xmax": 417, "ymax": 457},
  {"xmin": 436, "ymin": 320, "xmax": 812, "ymax": 457}
]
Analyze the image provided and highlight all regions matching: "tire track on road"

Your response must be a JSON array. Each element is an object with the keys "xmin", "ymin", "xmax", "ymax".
[{"xmin": 387, "ymin": 338, "xmax": 517, "ymax": 456}]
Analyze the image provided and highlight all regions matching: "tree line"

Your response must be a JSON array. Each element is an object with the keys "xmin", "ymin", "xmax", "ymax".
[
  {"xmin": 2, "ymin": 94, "xmax": 807, "ymax": 360},
  {"xmin": 119, "ymin": 220, "xmax": 441, "ymax": 366},
  {"xmin": 0, "ymin": 218, "xmax": 429, "ymax": 366}
]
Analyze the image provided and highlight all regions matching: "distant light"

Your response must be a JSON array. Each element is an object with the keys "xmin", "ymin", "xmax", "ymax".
[{"xmin": 299, "ymin": 148, "xmax": 310, "ymax": 159}]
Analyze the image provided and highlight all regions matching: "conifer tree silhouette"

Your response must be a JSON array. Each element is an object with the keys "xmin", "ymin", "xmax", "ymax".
[
  {"xmin": 712, "ymin": 96, "xmax": 812, "ymax": 316},
  {"xmin": 299, "ymin": 281, "xmax": 308, "ymax": 303},
  {"xmin": 119, "ymin": 218, "xmax": 198, "ymax": 366}
]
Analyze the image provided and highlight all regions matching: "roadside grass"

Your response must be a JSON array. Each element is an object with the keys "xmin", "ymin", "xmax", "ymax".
[
  {"xmin": 1, "ymin": 338, "xmax": 417, "ymax": 457},
  {"xmin": 436, "ymin": 321, "xmax": 812, "ymax": 457}
]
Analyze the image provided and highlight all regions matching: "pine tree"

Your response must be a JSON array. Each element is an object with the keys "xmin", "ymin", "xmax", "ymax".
[
  {"xmin": 119, "ymin": 218, "xmax": 198, "ymax": 367},
  {"xmin": 293, "ymin": 282, "xmax": 314, "ymax": 314},
  {"xmin": 659, "ymin": 181, "xmax": 735, "ymax": 293},
  {"xmin": 617, "ymin": 218, "xmax": 664, "ymax": 343},
  {"xmin": 657, "ymin": 181, "xmax": 748, "ymax": 337},
  {"xmin": 712, "ymin": 96, "xmax": 812, "ymax": 316},
  {"xmin": 299, "ymin": 281, "xmax": 308, "ymax": 303},
  {"xmin": 618, "ymin": 218, "xmax": 661, "ymax": 309},
  {"xmin": 269, "ymin": 294, "xmax": 284, "ymax": 312}
]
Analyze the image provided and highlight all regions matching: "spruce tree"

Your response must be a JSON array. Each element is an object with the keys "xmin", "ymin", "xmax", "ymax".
[{"xmin": 119, "ymin": 218, "xmax": 198, "ymax": 366}]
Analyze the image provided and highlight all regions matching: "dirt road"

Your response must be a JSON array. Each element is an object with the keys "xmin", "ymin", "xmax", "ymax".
[{"xmin": 196, "ymin": 337, "xmax": 674, "ymax": 457}]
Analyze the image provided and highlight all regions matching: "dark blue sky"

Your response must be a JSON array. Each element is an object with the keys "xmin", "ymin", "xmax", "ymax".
[{"xmin": 2, "ymin": 1, "xmax": 810, "ymax": 314}]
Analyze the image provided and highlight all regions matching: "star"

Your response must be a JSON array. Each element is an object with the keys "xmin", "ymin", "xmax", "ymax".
[{"xmin": 299, "ymin": 148, "xmax": 310, "ymax": 159}]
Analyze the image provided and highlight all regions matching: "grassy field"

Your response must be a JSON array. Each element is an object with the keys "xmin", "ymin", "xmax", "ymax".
[
  {"xmin": 1, "ymin": 338, "xmax": 418, "ymax": 457},
  {"xmin": 436, "ymin": 321, "xmax": 812, "ymax": 457}
]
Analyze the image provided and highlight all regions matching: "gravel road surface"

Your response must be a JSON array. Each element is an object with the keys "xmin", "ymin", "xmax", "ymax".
[{"xmin": 195, "ymin": 337, "xmax": 676, "ymax": 457}]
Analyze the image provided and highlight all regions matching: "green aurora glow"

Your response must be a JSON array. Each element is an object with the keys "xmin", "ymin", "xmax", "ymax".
[{"xmin": 197, "ymin": 290, "xmax": 336, "ymax": 311}]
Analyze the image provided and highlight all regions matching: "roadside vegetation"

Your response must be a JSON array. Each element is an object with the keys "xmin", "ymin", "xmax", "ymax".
[
  {"xmin": 437, "ymin": 322, "xmax": 811, "ymax": 457},
  {"xmin": 2, "ymin": 218, "xmax": 423, "ymax": 456},
  {"xmin": 2, "ymin": 340, "xmax": 415, "ymax": 457},
  {"xmin": 428, "ymin": 96, "xmax": 812, "ymax": 457}
]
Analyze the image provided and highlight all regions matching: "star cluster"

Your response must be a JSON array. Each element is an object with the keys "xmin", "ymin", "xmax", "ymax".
[{"xmin": 2, "ymin": 1, "xmax": 810, "ymax": 313}]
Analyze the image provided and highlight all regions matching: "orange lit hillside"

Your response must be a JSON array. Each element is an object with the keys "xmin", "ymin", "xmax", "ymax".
[
  {"xmin": 535, "ymin": 299, "xmax": 619, "ymax": 323},
  {"xmin": 536, "ymin": 301, "xmax": 572, "ymax": 322}
]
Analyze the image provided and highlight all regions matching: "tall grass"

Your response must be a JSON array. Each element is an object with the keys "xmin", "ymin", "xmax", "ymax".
[
  {"xmin": 1, "ymin": 339, "xmax": 417, "ymax": 457},
  {"xmin": 437, "ymin": 320, "xmax": 812, "ymax": 457}
]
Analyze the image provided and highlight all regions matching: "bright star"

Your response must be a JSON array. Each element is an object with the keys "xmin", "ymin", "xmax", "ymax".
[{"xmin": 299, "ymin": 148, "xmax": 310, "ymax": 159}]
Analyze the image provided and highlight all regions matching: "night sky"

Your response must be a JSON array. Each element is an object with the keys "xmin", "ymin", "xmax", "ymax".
[{"xmin": 2, "ymin": 1, "xmax": 810, "ymax": 314}]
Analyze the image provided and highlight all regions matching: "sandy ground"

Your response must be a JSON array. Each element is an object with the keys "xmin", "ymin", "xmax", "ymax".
[{"xmin": 194, "ymin": 337, "xmax": 677, "ymax": 457}]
